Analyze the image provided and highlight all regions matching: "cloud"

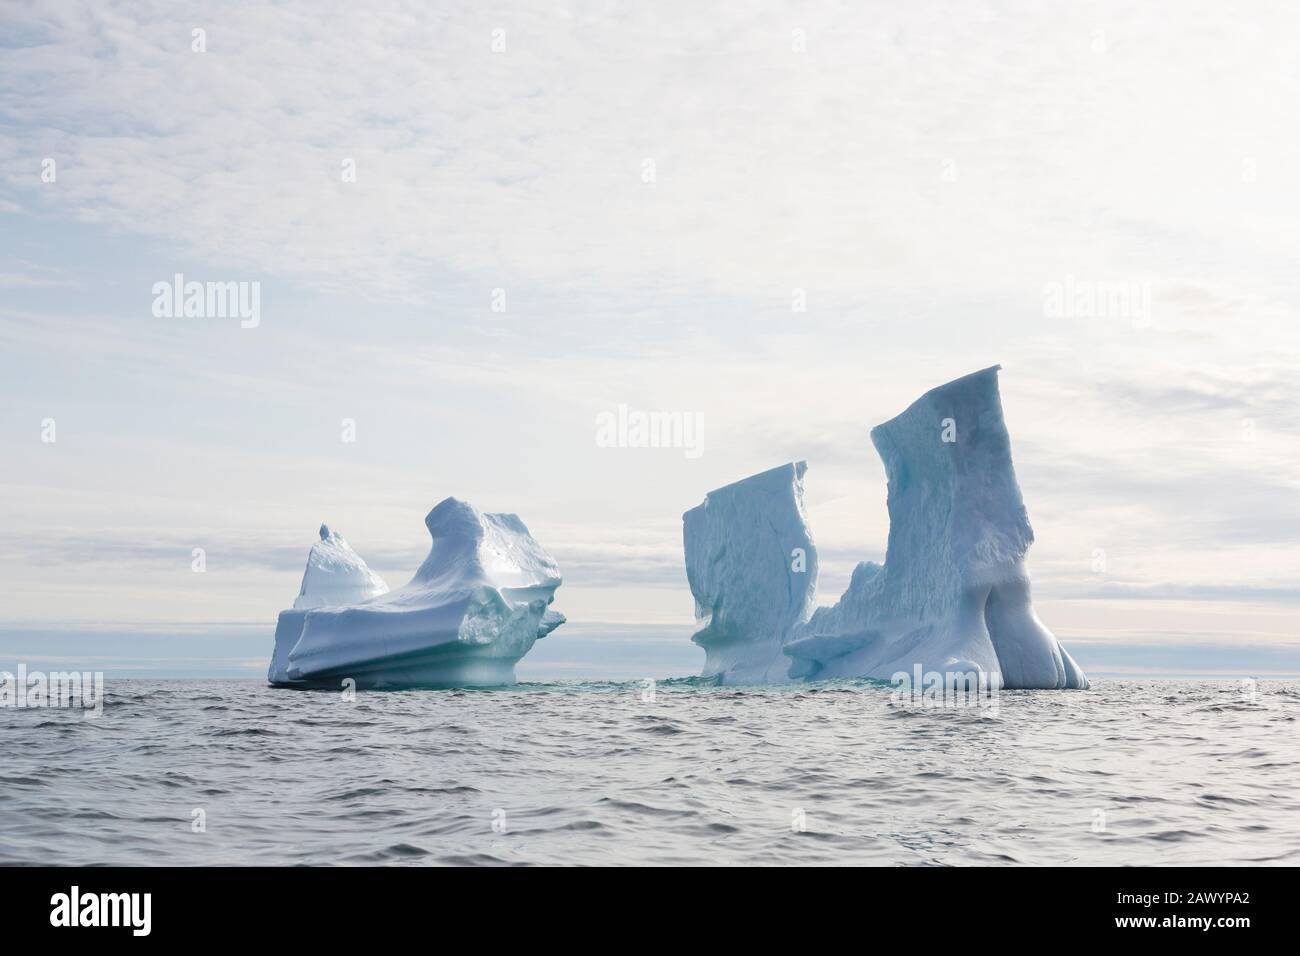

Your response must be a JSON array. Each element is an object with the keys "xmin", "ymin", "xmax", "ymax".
[{"xmin": 5, "ymin": 1, "xmax": 1299, "ymax": 303}]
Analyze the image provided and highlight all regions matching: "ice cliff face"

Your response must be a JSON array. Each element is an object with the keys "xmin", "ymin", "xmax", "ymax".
[
  {"xmin": 292, "ymin": 524, "xmax": 389, "ymax": 610},
  {"xmin": 683, "ymin": 462, "xmax": 818, "ymax": 683},
  {"xmin": 682, "ymin": 367, "xmax": 1088, "ymax": 689},
  {"xmin": 269, "ymin": 499, "xmax": 564, "ymax": 689}
]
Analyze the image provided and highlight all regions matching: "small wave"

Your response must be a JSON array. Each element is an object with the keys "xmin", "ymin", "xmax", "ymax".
[{"xmin": 1, "ymin": 676, "xmax": 1296, "ymax": 865}]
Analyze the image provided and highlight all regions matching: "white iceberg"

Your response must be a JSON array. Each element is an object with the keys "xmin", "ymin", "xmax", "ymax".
[
  {"xmin": 682, "ymin": 367, "xmax": 1088, "ymax": 689},
  {"xmin": 269, "ymin": 498, "xmax": 564, "ymax": 689},
  {"xmin": 293, "ymin": 524, "xmax": 389, "ymax": 610},
  {"xmin": 683, "ymin": 462, "xmax": 818, "ymax": 683}
]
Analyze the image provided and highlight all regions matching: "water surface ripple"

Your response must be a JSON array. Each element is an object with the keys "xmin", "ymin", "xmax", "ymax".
[{"xmin": 2, "ymin": 678, "xmax": 1297, "ymax": 865}]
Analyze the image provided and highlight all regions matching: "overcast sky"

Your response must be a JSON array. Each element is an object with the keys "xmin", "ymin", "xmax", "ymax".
[{"xmin": 3, "ymin": 1, "xmax": 1300, "ymax": 677}]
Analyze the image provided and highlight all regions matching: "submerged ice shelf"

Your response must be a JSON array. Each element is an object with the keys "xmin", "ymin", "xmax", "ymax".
[
  {"xmin": 682, "ymin": 366, "xmax": 1088, "ymax": 689},
  {"xmin": 269, "ymin": 499, "xmax": 564, "ymax": 689}
]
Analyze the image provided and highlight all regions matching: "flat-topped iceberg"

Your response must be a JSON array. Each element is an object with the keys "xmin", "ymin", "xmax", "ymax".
[
  {"xmin": 269, "ymin": 498, "xmax": 564, "ymax": 689},
  {"xmin": 683, "ymin": 462, "xmax": 818, "ymax": 683},
  {"xmin": 682, "ymin": 367, "xmax": 1088, "ymax": 689}
]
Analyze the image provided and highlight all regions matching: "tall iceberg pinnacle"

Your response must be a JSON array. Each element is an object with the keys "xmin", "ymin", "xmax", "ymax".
[
  {"xmin": 683, "ymin": 462, "xmax": 818, "ymax": 683},
  {"xmin": 269, "ymin": 498, "xmax": 564, "ymax": 689},
  {"xmin": 292, "ymin": 524, "xmax": 389, "ymax": 610},
  {"xmin": 682, "ymin": 367, "xmax": 1088, "ymax": 689}
]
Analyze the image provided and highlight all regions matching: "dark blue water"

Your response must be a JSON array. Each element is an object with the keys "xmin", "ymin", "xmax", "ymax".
[{"xmin": 2, "ymin": 678, "xmax": 1297, "ymax": 865}]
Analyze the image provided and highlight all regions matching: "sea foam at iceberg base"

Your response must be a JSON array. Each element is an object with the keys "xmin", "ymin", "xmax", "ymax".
[
  {"xmin": 683, "ymin": 366, "xmax": 1088, "ymax": 690},
  {"xmin": 269, "ymin": 498, "xmax": 564, "ymax": 689}
]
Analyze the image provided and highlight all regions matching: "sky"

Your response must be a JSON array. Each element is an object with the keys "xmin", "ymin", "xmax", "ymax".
[{"xmin": 2, "ymin": 1, "xmax": 1300, "ymax": 678}]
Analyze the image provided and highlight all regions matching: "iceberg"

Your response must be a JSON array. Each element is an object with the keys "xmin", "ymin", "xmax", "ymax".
[
  {"xmin": 293, "ymin": 524, "xmax": 389, "ymax": 610},
  {"xmin": 269, "ymin": 498, "xmax": 564, "ymax": 689},
  {"xmin": 683, "ymin": 462, "xmax": 818, "ymax": 683},
  {"xmin": 682, "ymin": 367, "xmax": 1088, "ymax": 689}
]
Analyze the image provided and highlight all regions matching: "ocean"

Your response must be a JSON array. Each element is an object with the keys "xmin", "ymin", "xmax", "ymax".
[{"xmin": 2, "ymin": 678, "xmax": 1297, "ymax": 866}]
